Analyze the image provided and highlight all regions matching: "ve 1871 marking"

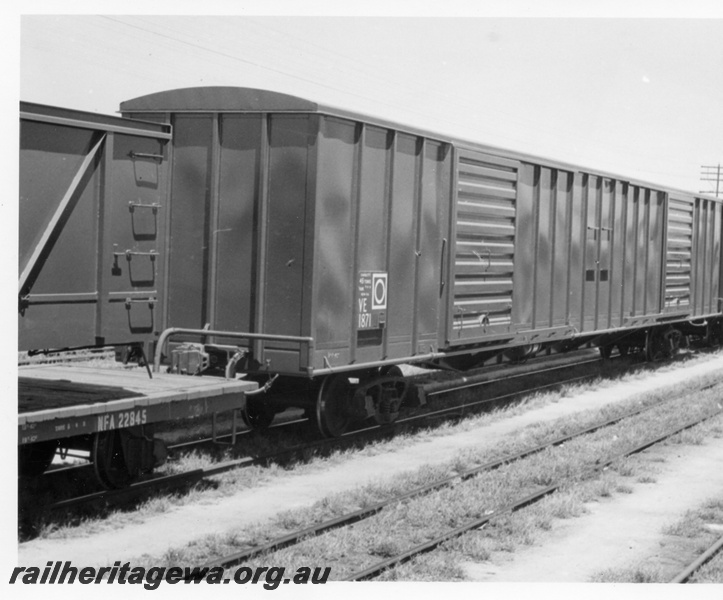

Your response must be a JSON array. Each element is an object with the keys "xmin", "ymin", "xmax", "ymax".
[{"xmin": 357, "ymin": 271, "xmax": 388, "ymax": 330}]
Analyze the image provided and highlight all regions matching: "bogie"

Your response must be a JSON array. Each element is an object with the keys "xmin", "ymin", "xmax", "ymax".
[{"xmin": 17, "ymin": 88, "xmax": 723, "ymax": 486}]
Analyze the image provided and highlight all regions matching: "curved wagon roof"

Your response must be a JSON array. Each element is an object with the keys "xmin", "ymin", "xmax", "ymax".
[
  {"xmin": 121, "ymin": 86, "xmax": 320, "ymax": 113},
  {"xmin": 121, "ymin": 86, "xmax": 719, "ymax": 202}
]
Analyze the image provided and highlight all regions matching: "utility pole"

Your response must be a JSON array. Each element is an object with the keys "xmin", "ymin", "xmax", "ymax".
[{"xmin": 700, "ymin": 164, "xmax": 722, "ymax": 198}]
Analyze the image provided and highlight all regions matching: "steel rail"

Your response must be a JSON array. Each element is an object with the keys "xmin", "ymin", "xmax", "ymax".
[
  {"xmin": 39, "ymin": 351, "xmax": 602, "ymax": 479},
  {"xmin": 43, "ymin": 417, "xmax": 308, "ymax": 477},
  {"xmin": 39, "ymin": 416, "xmax": 308, "ymax": 479},
  {"xmin": 40, "ymin": 360, "xmax": 608, "ymax": 514},
  {"xmin": 31, "ymin": 345, "xmax": 654, "ymax": 485},
  {"xmin": 37, "ymin": 348, "xmax": 696, "ymax": 517},
  {"xmin": 197, "ymin": 394, "xmax": 677, "ymax": 572},
  {"xmin": 29, "ymin": 347, "xmax": 678, "ymax": 483},
  {"xmin": 344, "ymin": 406, "xmax": 723, "ymax": 581},
  {"xmin": 166, "ymin": 417, "xmax": 308, "ymax": 450},
  {"xmin": 670, "ymin": 534, "xmax": 723, "ymax": 583},
  {"xmin": 33, "ymin": 351, "xmax": 607, "ymax": 484},
  {"xmin": 40, "ymin": 344, "xmax": 705, "ymax": 520}
]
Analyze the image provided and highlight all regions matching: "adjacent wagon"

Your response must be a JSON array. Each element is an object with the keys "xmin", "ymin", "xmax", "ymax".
[{"xmin": 18, "ymin": 87, "xmax": 723, "ymax": 481}]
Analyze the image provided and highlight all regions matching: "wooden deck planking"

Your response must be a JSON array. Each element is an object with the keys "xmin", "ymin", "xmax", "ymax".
[{"xmin": 18, "ymin": 364, "xmax": 258, "ymax": 423}]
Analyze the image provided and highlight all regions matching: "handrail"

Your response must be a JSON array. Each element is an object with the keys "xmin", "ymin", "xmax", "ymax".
[{"xmin": 153, "ymin": 327, "xmax": 315, "ymax": 373}]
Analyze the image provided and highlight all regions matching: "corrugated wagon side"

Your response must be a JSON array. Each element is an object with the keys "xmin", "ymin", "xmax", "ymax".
[
  {"xmin": 308, "ymin": 115, "xmax": 451, "ymax": 371},
  {"xmin": 19, "ymin": 102, "xmax": 172, "ymax": 350},
  {"xmin": 120, "ymin": 87, "xmax": 455, "ymax": 434},
  {"xmin": 444, "ymin": 148, "xmax": 723, "ymax": 362},
  {"xmin": 119, "ymin": 86, "xmax": 723, "ymax": 437},
  {"xmin": 18, "ymin": 103, "xmax": 258, "ymax": 487},
  {"xmin": 21, "ymin": 86, "xmax": 721, "ymax": 478}
]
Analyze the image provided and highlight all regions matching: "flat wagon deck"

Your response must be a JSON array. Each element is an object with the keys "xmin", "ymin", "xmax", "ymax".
[
  {"xmin": 18, "ymin": 364, "xmax": 258, "ymax": 487},
  {"xmin": 19, "ymin": 364, "xmax": 258, "ymax": 444}
]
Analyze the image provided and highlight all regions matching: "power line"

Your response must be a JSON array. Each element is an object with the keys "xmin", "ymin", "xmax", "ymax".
[
  {"xmin": 99, "ymin": 16, "xmax": 710, "ymax": 169},
  {"xmin": 78, "ymin": 17, "xmax": 711, "ymax": 191},
  {"xmin": 700, "ymin": 164, "xmax": 722, "ymax": 198}
]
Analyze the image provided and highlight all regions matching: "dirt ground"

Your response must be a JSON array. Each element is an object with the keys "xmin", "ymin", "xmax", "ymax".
[
  {"xmin": 463, "ymin": 436, "xmax": 723, "ymax": 582},
  {"xmin": 17, "ymin": 352, "xmax": 723, "ymax": 571}
]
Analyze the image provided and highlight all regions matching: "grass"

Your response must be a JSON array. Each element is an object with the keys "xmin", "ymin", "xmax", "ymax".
[
  {"xmin": 689, "ymin": 547, "xmax": 723, "ymax": 583},
  {"xmin": 381, "ymin": 407, "xmax": 723, "ymax": 582},
  {"xmin": 116, "ymin": 363, "xmax": 723, "ymax": 579},
  {"xmin": 591, "ymin": 566, "xmax": 664, "ymax": 583},
  {"xmin": 664, "ymin": 497, "xmax": 723, "ymax": 584},
  {"xmin": 20, "ymin": 349, "xmax": 723, "ymax": 557},
  {"xmin": 590, "ymin": 496, "xmax": 723, "ymax": 583},
  {"xmin": 19, "ymin": 350, "xmax": 621, "ymax": 539}
]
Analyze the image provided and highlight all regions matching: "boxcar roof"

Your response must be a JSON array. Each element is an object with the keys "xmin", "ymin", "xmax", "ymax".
[
  {"xmin": 120, "ymin": 86, "xmax": 720, "ymax": 203},
  {"xmin": 120, "ymin": 86, "xmax": 320, "ymax": 113},
  {"xmin": 120, "ymin": 86, "xmax": 452, "ymax": 143}
]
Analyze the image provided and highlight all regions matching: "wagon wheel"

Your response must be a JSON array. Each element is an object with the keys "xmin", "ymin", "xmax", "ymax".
[
  {"xmin": 645, "ymin": 330, "xmax": 666, "ymax": 362},
  {"xmin": 316, "ymin": 374, "xmax": 353, "ymax": 438},
  {"xmin": 707, "ymin": 321, "xmax": 723, "ymax": 347},
  {"xmin": 380, "ymin": 364, "xmax": 404, "ymax": 378},
  {"xmin": 663, "ymin": 328, "xmax": 683, "ymax": 358},
  {"xmin": 646, "ymin": 346, "xmax": 666, "ymax": 362},
  {"xmin": 92, "ymin": 430, "xmax": 132, "ymax": 489},
  {"xmin": 598, "ymin": 345, "xmax": 614, "ymax": 360},
  {"xmin": 241, "ymin": 397, "xmax": 275, "ymax": 430},
  {"xmin": 18, "ymin": 440, "xmax": 58, "ymax": 477}
]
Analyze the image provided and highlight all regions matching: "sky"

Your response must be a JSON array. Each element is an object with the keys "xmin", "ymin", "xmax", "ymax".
[{"xmin": 13, "ymin": 4, "xmax": 723, "ymax": 195}]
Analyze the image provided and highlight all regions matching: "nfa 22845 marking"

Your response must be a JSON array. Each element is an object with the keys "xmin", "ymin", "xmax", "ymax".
[{"xmin": 97, "ymin": 409, "xmax": 147, "ymax": 432}]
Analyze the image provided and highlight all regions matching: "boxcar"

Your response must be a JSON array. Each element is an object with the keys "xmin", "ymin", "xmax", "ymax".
[
  {"xmin": 20, "ymin": 87, "xmax": 723, "ymax": 443},
  {"xmin": 118, "ymin": 87, "xmax": 723, "ymax": 434}
]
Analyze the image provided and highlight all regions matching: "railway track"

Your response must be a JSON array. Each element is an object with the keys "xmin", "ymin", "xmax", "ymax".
[
  {"xmin": 191, "ymin": 381, "xmax": 722, "ymax": 580},
  {"xmin": 670, "ymin": 535, "xmax": 723, "ymax": 583},
  {"xmin": 20, "ymin": 347, "xmax": 715, "ymax": 541},
  {"xmin": 34, "ymin": 343, "xmax": 712, "ymax": 491},
  {"xmin": 39, "ymin": 412, "xmax": 308, "ymax": 479},
  {"xmin": 23, "ymin": 350, "xmax": 618, "ymax": 521}
]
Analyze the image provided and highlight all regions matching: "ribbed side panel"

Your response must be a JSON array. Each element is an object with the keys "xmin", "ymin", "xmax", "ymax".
[
  {"xmin": 692, "ymin": 196, "xmax": 723, "ymax": 316},
  {"xmin": 452, "ymin": 150, "xmax": 518, "ymax": 338},
  {"xmin": 665, "ymin": 196, "xmax": 693, "ymax": 311}
]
